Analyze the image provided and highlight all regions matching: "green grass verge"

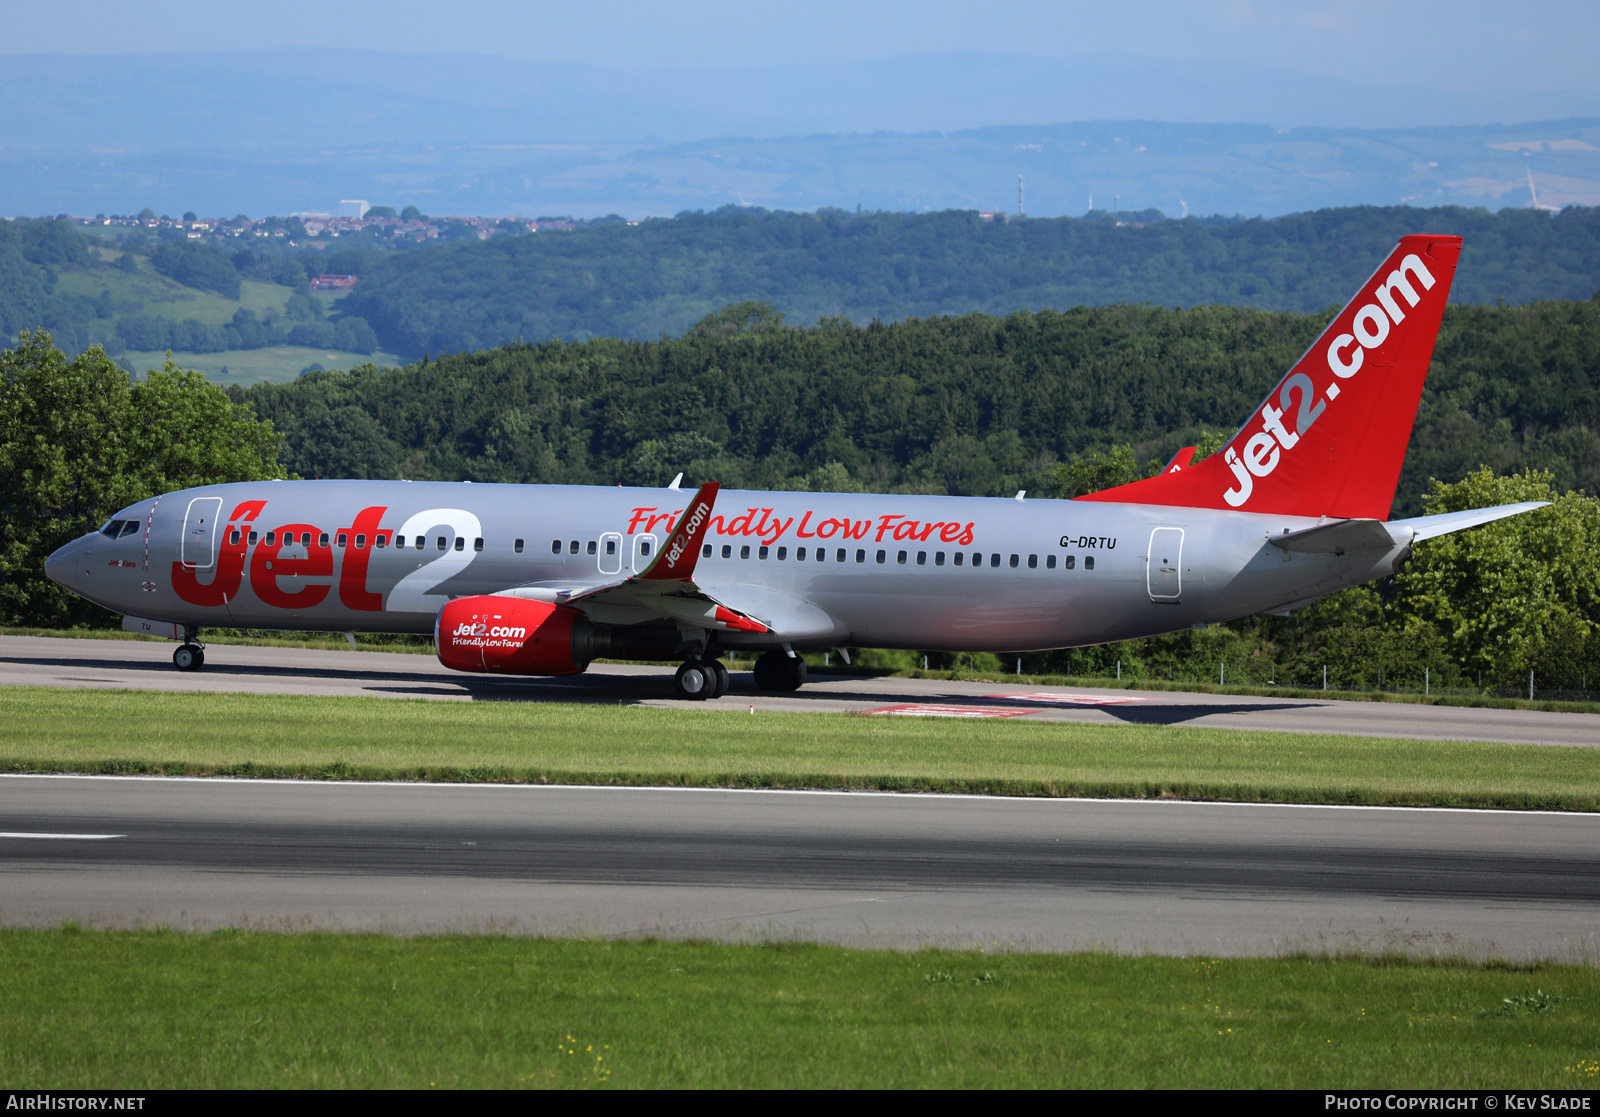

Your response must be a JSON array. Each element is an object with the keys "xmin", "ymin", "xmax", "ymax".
[
  {"xmin": 2, "ymin": 929, "xmax": 1596, "ymax": 1088},
  {"xmin": 2, "ymin": 687, "xmax": 1597, "ymax": 810}
]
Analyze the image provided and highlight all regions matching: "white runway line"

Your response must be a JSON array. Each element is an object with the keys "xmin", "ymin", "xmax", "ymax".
[{"xmin": 0, "ymin": 832, "xmax": 124, "ymax": 840}]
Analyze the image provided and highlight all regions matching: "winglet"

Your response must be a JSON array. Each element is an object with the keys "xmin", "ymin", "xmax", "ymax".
[
  {"xmin": 1162, "ymin": 447, "xmax": 1197, "ymax": 474},
  {"xmin": 637, "ymin": 482, "xmax": 719, "ymax": 581}
]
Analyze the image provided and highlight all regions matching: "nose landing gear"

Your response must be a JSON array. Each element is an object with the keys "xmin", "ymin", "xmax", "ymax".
[{"xmin": 173, "ymin": 626, "xmax": 205, "ymax": 671}]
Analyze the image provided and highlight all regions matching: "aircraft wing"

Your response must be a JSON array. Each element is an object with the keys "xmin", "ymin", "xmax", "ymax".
[{"xmin": 491, "ymin": 481, "xmax": 771, "ymax": 634}]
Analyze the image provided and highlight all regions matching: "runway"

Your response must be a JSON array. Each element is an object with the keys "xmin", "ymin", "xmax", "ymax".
[
  {"xmin": 2, "ymin": 775, "xmax": 1596, "ymax": 957},
  {"xmin": 4, "ymin": 635, "xmax": 1599, "ymax": 746}
]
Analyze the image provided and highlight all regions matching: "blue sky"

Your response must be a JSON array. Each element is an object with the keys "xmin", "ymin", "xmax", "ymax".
[{"xmin": 10, "ymin": 0, "xmax": 1598, "ymax": 97}]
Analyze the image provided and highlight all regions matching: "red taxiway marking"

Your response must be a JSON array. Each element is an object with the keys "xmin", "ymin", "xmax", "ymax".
[{"xmin": 866, "ymin": 704, "xmax": 1038, "ymax": 719}]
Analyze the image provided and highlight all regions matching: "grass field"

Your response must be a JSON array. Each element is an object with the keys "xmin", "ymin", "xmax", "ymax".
[
  {"xmin": 120, "ymin": 345, "xmax": 401, "ymax": 384},
  {"xmin": 1, "ymin": 930, "xmax": 1595, "ymax": 1088},
  {"xmin": 2, "ymin": 686, "xmax": 1596, "ymax": 809}
]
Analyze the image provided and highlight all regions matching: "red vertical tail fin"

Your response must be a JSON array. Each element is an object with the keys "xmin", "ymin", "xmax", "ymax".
[{"xmin": 1079, "ymin": 234, "xmax": 1462, "ymax": 520}]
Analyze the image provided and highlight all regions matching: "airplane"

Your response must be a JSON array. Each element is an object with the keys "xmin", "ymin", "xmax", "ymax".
[{"xmin": 45, "ymin": 233, "xmax": 1546, "ymax": 701}]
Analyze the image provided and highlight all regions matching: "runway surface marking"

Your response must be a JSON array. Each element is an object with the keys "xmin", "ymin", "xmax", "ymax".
[
  {"xmin": 987, "ymin": 691, "xmax": 1153, "ymax": 706},
  {"xmin": 0, "ymin": 832, "xmax": 124, "ymax": 840},
  {"xmin": 866, "ymin": 703, "xmax": 1037, "ymax": 718}
]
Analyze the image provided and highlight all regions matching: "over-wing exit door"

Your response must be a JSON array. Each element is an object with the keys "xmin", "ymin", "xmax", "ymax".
[{"xmin": 1147, "ymin": 527, "xmax": 1183, "ymax": 601}]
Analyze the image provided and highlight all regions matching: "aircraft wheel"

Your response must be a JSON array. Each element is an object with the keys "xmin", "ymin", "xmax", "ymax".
[
  {"xmin": 754, "ymin": 651, "xmax": 806, "ymax": 692},
  {"xmin": 707, "ymin": 659, "xmax": 730, "ymax": 699},
  {"xmin": 752, "ymin": 651, "xmax": 781, "ymax": 691},
  {"xmin": 173, "ymin": 644, "xmax": 203, "ymax": 672},
  {"xmin": 674, "ymin": 660, "xmax": 715, "ymax": 701},
  {"xmin": 777, "ymin": 656, "xmax": 807, "ymax": 692}
]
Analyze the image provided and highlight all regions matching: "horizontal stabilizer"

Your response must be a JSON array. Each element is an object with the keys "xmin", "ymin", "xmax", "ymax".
[
  {"xmin": 1391, "ymin": 501, "xmax": 1549, "ymax": 542},
  {"xmin": 1269, "ymin": 518, "xmax": 1398, "ymax": 555}
]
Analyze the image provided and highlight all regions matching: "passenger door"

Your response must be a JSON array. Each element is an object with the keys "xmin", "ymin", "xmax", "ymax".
[
  {"xmin": 1147, "ymin": 527, "xmax": 1183, "ymax": 602},
  {"xmin": 181, "ymin": 497, "xmax": 223, "ymax": 570}
]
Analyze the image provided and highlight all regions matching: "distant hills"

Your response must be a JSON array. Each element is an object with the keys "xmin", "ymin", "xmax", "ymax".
[
  {"xmin": 2, "ymin": 49, "xmax": 1598, "ymax": 218},
  {"xmin": 8, "ymin": 204, "xmax": 1600, "ymax": 372},
  {"xmin": 341, "ymin": 204, "xmax": 1600, "ymax": 357}
]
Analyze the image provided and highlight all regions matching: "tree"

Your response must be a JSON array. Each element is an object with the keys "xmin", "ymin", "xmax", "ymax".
[
  {"xmin": 182, "ymin": 211, "xmax": 197, "ymax": 223},
  {"xmin": 365, "ymin": 206, "xmax": 398, "ymax": 219},
  {"xmin": 0, "ymin": 332, "xmax": 285, "ymax": 626},
  {"xmin": 1052, "ymin": 445, "xmax": 1162, "ymax": 497},
  {"xmin": 1391, "ymin": 468, "xmax": 1600, "ymax": 688},
  {"xmin": 400, "ymin": 206, "xmax": 425, "ymax": 222}
]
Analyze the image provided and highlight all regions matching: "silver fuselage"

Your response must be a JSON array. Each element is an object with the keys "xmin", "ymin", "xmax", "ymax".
[{"xmin": 46, "ymin": 480, "xmax": 1411, "ymax": 652}]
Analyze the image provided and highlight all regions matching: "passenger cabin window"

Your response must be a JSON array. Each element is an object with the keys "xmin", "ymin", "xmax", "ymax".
[
  {"xmin": 740, "ymin": 545, "xmax": 750, "ymax": 559},
  {"xmin": 474, "ymin": 537, "xmax": 484, "ymax": 552},
  {"xmin": 301, "ymin": 532, "xmax": 313, "ymax": 546},
  {"xmin": 758, "ymin": 546, "xmax": 768, "ymax": 559},
  {"xmin": 934, "ymin": 551, "xmax": 944, "ymax": 566},
  {"xmin": 1009, "ymin": 554, "xmax": 1019, "ymax": 568},
  {"xmin": 835, "ymin": 548, "xmax": 846, "ymax": 563},
  {"xmin": 249, "ymin": 531, "xmax": 258, "ymax": 545},
  {"xmin": 953, "ymin": 553, "xmax": 963, "ymax": 566},
  {"xmin": 1027, "ymin": 554, "xmax": 1037, "ymax": 568},
  {"xmin": 229, "ymin": 530, "xmax": 240, "ymax": 545},
  {"xmin": 721, "ymin": 545, "xmax": 732, "ymax": 558},
  {"xmin": 374, "ymin": 534, "xmax": 386, "ymax": 549},
  {"xmin": 454, "ymin": 537, "xmax": 464, "ymax": 552},
  {"xmin": 1085, "ymin": 555, "xmax": 1095, "ymax": 570},
  {"xmin": 875, "ymin": 549, "xmax": 886, "ymax": 564},
  {"xmin": 415, "ymin": 536, "xmax": 424, "ymax": 551},
  {"xmin": 337, "ymin": 533, "xmax": 347, "ymax": 547},
  {"xmin": 514, "ymin": 539, "xmax": 524, "ymax": 553},
  {"xmin": 586, "ymin": 540, "xmax": 596, "ymax": 556},
  {"xmin": 1046, "ymin": 555, "xmax": 1056, "ymax": 569},
  {"xmin": 391, "ymin": 535, "xmax": 400, "ymax": 548},
  {"xmin": 569, "ymin": 541, "xmax": 579, "ymax": 555},
  {"xmin": 777, "ymin": 547, "xmax": 787, "ymax": 560},
  {"xmin": 1064, "ymin": 555, "xmax": 1075, "ymax": 569},
  {"xmin": 702, "ymin": 544, "xmax": 712, "ymax": 558},
  {"xmin": 604, "ymin": 539, "xmax": 616, "ymax": 556},
  {"xmin": 990, "ymin": 554, "xmax": 1001, "ymax": 568},
  {"xmin": 915, "ymin": 551, "xmax": 925, "ymax": 565},
  {"xmin": 551, "ymin": 540, "xmax": 561, "ymax": 554},
  {"xmin": 855, "ymin": 549, "xmax": 866, "ymax": 563},
  {"xmin": 355, "ymin": 534, "xmax": 366, "ymax": 549},
  {"xmin": 437, "ymin": 536, "xmax": 447, "ymax": 551},
  {"xmin": 265, "ymin": 532, "xmax": 276, "ymax": 545},
  {"xmin": 640, "ymin": 541, "xmax": 652, "ymax": 556},
  {"xmin": 796, "ymin": 546, "xmax": 807, "ymax": 560}
]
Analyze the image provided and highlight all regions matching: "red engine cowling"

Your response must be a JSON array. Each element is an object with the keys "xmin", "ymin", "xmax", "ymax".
[{"xmin": 435, "ymin": 596, "xmax": 606, "ymax": 676}]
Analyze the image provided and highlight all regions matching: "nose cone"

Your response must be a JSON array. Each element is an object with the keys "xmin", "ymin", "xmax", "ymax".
[{"xmin": 44, "ymin": 538, "xmax": 85, "ymax": 588}]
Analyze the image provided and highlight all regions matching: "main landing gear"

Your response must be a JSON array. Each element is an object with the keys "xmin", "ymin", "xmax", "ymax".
[
  {"xmin": 173, "ymin": 626, "xmax": 205, "ymax": 672},
  {"xmin": 752, "ymin": 650, "xmax": 806, "ymax": 693},
  {"xmin": 674, "ymin": 658, "xmax": 730, "ymax": 701}
]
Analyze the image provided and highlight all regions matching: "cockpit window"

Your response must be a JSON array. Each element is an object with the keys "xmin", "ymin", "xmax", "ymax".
[
  {"xmin": 118, "ymin": 520, "xmax": 140, "ymax": 538},
  {"xmin": 100, "ymin": 520, "xmax": 123, "ymax": 538}
]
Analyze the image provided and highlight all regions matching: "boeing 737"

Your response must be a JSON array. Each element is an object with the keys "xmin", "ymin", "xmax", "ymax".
[{"xmin": 45, "ymin": 234, "xmax": 1545, "ymax": 699}]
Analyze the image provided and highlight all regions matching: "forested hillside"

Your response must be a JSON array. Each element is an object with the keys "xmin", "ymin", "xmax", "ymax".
[
  {"xmin": 235, "ymin": 296, "xmax": 1600, "ymax": 519},
  {"xmin": 340, "ymin": 205, "xmax": 1600, "ymax": 357}
]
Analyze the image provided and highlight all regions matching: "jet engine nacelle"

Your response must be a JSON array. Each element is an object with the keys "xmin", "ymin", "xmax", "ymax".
[{"xmin": 434, "ymin": 596, "xmax": 608, "ymax": 676}]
